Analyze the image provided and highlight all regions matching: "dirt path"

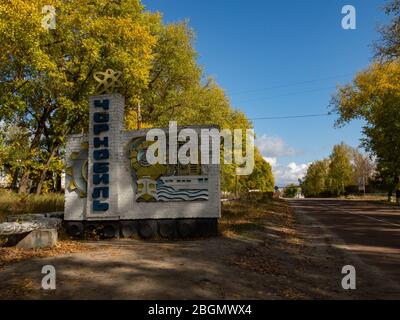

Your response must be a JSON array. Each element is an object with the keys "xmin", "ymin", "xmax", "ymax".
[{"xmin": 0, "ymin": 200, "xmax": 389, "ymax": 300}]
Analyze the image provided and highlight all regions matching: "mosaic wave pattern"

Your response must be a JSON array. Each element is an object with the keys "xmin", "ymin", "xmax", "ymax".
[{"xmin": 156, "ymin": 180, "xmax": 209, "ymax": 202}]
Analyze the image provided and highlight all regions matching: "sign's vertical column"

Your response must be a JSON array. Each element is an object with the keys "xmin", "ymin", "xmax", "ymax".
[{"xmin": 87, "ymin": 94, "xmax": 125, "ymax": 217}]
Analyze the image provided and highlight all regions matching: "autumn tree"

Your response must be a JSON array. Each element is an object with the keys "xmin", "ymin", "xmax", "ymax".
[
  {"xmin": 0, "ymin": 0, "xmax": 274, "ymax": 194},
  {"xmin": 238, "ymin": 150, "xmax": 275, "ymax": 193},
  {"xmin": 0, "ymin": 123, "xmax": 30, "ymax": 190},
  {"xmin": 301, "ymin": 144, "xmax": 371, "ymax": 197},
  {"xmin": 374, "ymin": 160, "xmax": 399, "ymax": 202},
  {"xmin": 302, "ymin": 159, "xmax": 330, "ymax": 197},
  {"xmin": 331, "ymin": 0, "xmax": 400, "ymax": 202},
  {"xmin": 283, "ymin": 184, "xmax": 300, "ymax": 198},
  {"xmin": 0, "ymin": 0, "xmax": 156, "ymax": 193},
  {"xmin": 351, "ymin": 149, "xmax": 376, "ymax": 192},
  {"xmin": 375, "ymin": 0, "xmax": 400, "ymax": 60},
  {"xmin": 327, "ymin": 143, "xmax": 354, "ymax": 196},
  {"xmin": 331, "ymin": 61, "xmax": 400, "ymax": 201}
]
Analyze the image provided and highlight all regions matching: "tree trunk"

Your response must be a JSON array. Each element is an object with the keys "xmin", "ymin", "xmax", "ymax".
[
  {"xmin": 18, "ymin": 110, "xmax": 48, "ymax": 194},
  {"xmin": 35, "ymin": 169, "xmax": 46, "ymax": 195},
  {"xmin": 18, "ymin": 170, "xmax": 31, "ymax": 194},
  {"xmin": 55, "ymin": 171, "xmax": 62, "ymax": 192},
  {"xmin": 388, "ymin": 190, "xmax": 393, "ymax": 203},
  {"xmin": 11, "ymin": 168, "xmax": 19, "ymax": 190},
  {"xmin": 396, "ymin": 189, "xmax": 400, "ymax": 206},
  {"xmin": 36, "ymin": 146, "xmax": 58, "ymax": 195}
]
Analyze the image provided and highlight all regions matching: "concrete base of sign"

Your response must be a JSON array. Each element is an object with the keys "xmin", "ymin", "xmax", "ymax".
[
  {"xmin": 15, "ymin": 229, "xmax": 58, "ymax": 249},
  {"xmin": 120, "ymin": 221, "xmax": 139, "ymax": 238},
  {"xmin": 65, "ymin": 219, "xmax": 218, "ymax": 240}
]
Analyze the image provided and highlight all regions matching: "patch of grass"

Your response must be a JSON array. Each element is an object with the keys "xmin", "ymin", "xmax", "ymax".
[
  {"xmin": 340, "ymin": 194, "xmax": 388, "ymax": 201},
  {"xmin": 339, "ymin": 194, "xmax": 400, "ymax": 207},
  {"xmin": 220, "ymin": 199, "xmax": 295, "ymax": 239},
  {"xmin": 0, "ymin": 190, "xmax": 64, "ymax": 222}
]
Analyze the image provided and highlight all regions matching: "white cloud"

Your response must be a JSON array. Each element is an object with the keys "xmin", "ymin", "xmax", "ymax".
[
  {"xmin": 273, "ymin": 162, "xmax": 310, "ymax": 186},
  {"xmin": 263, "ymin": 157, "xmax": 277, "ymax": 167},
  {"xmin": 257, "ymin": 135, "xmax": 308, "ymax": 186},
  {"xmin": 256, "ymin": 135, "xmax": 296, "ymax": 158}
]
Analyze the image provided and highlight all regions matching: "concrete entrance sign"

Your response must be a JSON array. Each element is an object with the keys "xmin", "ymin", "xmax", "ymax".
[{"xmin": 65, "ymin": 92, "xmax": 221, "ymax": 239}]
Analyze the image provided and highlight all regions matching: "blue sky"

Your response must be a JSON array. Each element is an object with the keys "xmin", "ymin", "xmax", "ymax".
[{"xmin": 143, "ymin": 0, "xmax": 389, "ymax": 186}]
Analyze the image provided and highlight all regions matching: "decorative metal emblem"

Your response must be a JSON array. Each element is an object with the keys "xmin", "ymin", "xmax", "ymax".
[{"xmin": 93, "ymin": 69, "xmax": 122, "ymax": 95}]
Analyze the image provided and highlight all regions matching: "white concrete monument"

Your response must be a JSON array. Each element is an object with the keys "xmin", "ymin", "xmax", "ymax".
[{"xmin": 64, "ymin": 71, "xmax": 221, "ymax": 239}]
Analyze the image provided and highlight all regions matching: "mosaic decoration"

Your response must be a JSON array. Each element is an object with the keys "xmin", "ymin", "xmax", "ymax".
[
  {"xmin": 156, "ymin": 177, "xmax": 209, "ymax": 202},
  {"xmin": 93, "ymin": 69, "xmax": 122, "ymax": 95},
  {"xmin": 66, "ymin": 142, "xmax": 89, "ymax": 198},
  {"xmin": 137, "ymin": 178, "xmax": 157, "ymax": 202},
  {"xmin": 129, "ymin": 137, "xmax": 209, "ymax": 202}
]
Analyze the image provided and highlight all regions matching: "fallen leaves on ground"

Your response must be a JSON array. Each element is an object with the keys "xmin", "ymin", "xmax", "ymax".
[
  {"xmin": 222, "ymin": 199, "xmax": 309, "ymax": 299},
  {"xmin": 0, "ymin": 241, "xmax": 94, "ymax": 269}
]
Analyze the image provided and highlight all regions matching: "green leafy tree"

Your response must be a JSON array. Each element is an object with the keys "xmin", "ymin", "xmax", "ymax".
[
  {"xmin": 327, "ymin": 143, "xmax": 354, "ymax": 196},
  {"xmin": 0, "ymin": 0, "xmax": 274, "ymax": 195},
  {"xmin": 302, "ymin": 159, "xmax": 330, "ymax": 197},
  {"xmin": 239, "ymin": 150, "xmax": 275, "ymax": 193},
  {"xmin": 332, "ymin": 0, "xmax": 400, "ymax": 202},
  {"xmin": 0, "ymin": 124, "xmax": 30, "ymax": 189},
  {"xmin": 0, "ymin": 0, "xmax": 157, "ymax": 193},
  {"xmin": 331, "ymin": 61, "xmax": 400, "ymax": 201},
  {"xmin": 374, "ymin": 160, "xmax": 398, "ymax": 202},
  {"xmin": 283, "ymin": 184, "xmax": 300, "ymax": 198}
]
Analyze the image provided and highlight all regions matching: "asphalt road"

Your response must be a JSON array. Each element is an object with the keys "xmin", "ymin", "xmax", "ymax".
[{"xmin": 290, "ymin": 199, "xmax": 400, "ymax": 297}]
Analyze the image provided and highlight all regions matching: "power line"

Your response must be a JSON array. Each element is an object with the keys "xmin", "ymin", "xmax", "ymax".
[
  {"xmin": 236, "ymin": 86, "xmax": 337, "ymax": 103},
  {"xmin": 230, "ymin": 73, "xmax": 352, "ymax": 96},
  {"xmin": 249, "ymin": 113, "xmax": 333, "ymax": 121}
]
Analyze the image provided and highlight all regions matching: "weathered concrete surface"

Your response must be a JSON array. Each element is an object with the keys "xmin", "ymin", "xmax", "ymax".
[
  {"xmin": 16, "ymin": 229, "xmax": 58, "ymax": 249},
  {"xmin": 66, "ymin": 94, "xmax": 221, "ymax": 223},
  {"xmin": 7, "ymin": 213, "xmax": 64, "ymax": 222},
  {"xmin": 0, "ymin": 219, "xmax": 62, "ymax": 236}
]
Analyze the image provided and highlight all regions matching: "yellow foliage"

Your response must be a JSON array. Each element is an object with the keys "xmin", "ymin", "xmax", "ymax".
[
  {"xmin": 125, "ymin": 108, "xmax": 153, "ymax": 130},
  {"xmin": 334, "ymin": 60, "xmax": 400, "ymax": 124}
]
